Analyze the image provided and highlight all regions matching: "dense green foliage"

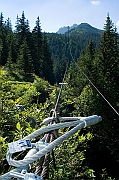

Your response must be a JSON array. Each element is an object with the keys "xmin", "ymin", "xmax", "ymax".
[
  {"xmin": 46, "ymin": 23, "xmax": 102, "ymax": 82},
  {"xmin": 65, "ymin": 14, "xmax": 119, "ymax": 179},
  {"xmin": 0, "ymin": 12, "xmax": 54, "ymax": 84},
  {"xmin": 0, "ymin": 12, "xmax": 119, "ymax": 179},
  {"xmin": 0, "ymin": 12, "xmax": 102, "ymax": 84}
]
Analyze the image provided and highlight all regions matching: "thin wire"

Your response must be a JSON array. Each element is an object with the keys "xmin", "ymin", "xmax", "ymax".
[
  {"xmin": 81, "ymin": 71, "xmax": 119, "ymax": 116},
  {"xmin": 55, "ymin": 26, "xmax": 70, "ymax": 111},
  {"xmin": 69, "ymin": 35, "xmax": 119, "ymax": 117},
  {"xmin": 54, "ymin": 65, "xmax": 68, "ymax": 111},
  {"xmin": 54, "ymin": 29, "xmax": 70, "ymax": 112}
]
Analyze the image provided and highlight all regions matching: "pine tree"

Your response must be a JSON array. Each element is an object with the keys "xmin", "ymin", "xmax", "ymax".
[
  {"xmin": 86, "ymin": 16, "xmax": 119, "ymax": 177},
  {"xmin": 4, "ymin": 18, "xmax": 12, "ymax": 30},
  {"xmin": 16, "ymin": 38, "xmax": 34, "ymax": 80},
  {"xmin": 42, "ymin": 34, "xmax": 54, "ymax": 84},
  {"xmin": 6, "ymin": 43, "xmax": 12, "ymax": 71},
  {"xmin": 5, "ymin": 32, "xmax": 17, "ymax": 72},
  {"xmin": 0, "ymin": 13, "xmax": 8, "ymax": 66},
  {"xmin": 95, "ymin": 14, "xmax": 119, "ymax": 119},
  {"xmin": 0, "ymin": 13, "xmax": 4, "ymax": 27},
  {"xmin": 3, "ymin": 17, "xmax": 18, "ymax": 72},
  {"xmin": 79, "ymin": 40, "xmax": 95, "ymax": 77},
  {"xmin": 31, "ymin": 16, "xmax": 43, "ymax": 77},
  {"xmin": 70, "ymin": 40, "xmax": 96, "ymax": 97},
  {"xmin": 15, "ymin": 12, "xmax": 30, "ymax": 46},
  {"xmin": 15, "ymin": 15, "xmax": 20, "ymax": 33}
]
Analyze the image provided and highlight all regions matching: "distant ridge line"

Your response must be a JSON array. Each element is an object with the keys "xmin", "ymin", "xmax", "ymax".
[{"xmin": 57, "ymin": 23, "xmax": 103, "ymax": 34}]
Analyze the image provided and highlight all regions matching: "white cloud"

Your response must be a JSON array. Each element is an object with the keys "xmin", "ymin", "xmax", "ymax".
[
  {"xmin": 116, "ymin": 21, "xmax": 119, "ymax": 32},
  {"xmin": 90, "ymin": 1, "xmax": 101, "ymax": 5},
  {"xmin": 116, "ymin": 21, "xmax": 119, "ymax": 28}
]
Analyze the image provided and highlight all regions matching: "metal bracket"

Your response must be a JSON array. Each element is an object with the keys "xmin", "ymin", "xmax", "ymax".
[{"xmin": 10, "ymin": 172, "xmax": 42, "ymax": 180}]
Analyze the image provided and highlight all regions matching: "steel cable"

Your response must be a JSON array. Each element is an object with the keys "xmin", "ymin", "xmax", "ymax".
[
  {"xmin": 36, "ymin": 110, "xmax": 58, "ymax": 179},
  {"xmin": 6, "ymin": 116, "xmax": 101, "ymax": 167},
  {"xmin": 0, "ymin": 115, "xmax": 101, "ymax": 180},
  {"xmin": 69, "ymin": 34, "xmax": 119, "ymax": 117}
]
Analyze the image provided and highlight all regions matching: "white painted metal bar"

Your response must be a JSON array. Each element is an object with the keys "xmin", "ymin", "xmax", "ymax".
[{"xmin": 0, "ymin": 115, "xmax": 102, "ymax": 180}]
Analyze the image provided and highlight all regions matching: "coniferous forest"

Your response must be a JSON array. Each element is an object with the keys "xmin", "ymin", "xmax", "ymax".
[{"xmin": 0, "ymin": 11, "xmax": 119, "ymax": 179}]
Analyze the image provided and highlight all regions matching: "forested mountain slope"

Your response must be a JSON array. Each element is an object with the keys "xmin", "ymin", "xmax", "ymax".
[
  {"xmin": 46, "ymin": 23, "xmax": 103, "ymax": 82},
  {"xmin": 56, "ymin": 23, "xmax": 103, "ymax": 34},
  {"xmin": 0, "ymin": 11, "xmax": 103, "ymax": 84},
  {"xmin": 64, "ymin": 15, "xmax": 119, "ymax": 179}
]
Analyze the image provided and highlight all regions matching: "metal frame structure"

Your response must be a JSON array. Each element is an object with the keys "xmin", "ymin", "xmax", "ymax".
[{"xmin": 0, "ymin": 115, "xmax": 102, "ymax": 180}]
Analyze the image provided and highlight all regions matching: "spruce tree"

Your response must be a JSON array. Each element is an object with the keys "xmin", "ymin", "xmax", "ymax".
[
  {"xmin": 4, "ymin": 18, "xmax": 12, "ymax": 30},
  {"xmin": 79, "ymin": 40, "xmax": 95, "ymax": 77},
  {"xmin": 31, "ymin": 16, "xmax": 43, "ymax": 77},
  {"xmin": 15, "ymin": 12, "xmax": 30, "ymax": 47},
  {"xmin": 85, "ymin": 16, "xmax": 119, "ymax": 178},
  {"xmin": 6, "ymin": 43, "xmax": 12, "ymax": 72},
  {"xmin": 16, "ymin": 38, "xmax": 34, "ymax": 80},
  {"xmin": 0, "ymin": 13, "xmax": 8, "ymax": 66},
  {"xmin": 0, "ymin": 13, "xmax": 4, "ymax": 27},
  {"xmin": 42, "ymin": 34, "xmax": 54, "ymax": 84},
  {"xmin": 95, "ymin": 14, "xmax": 119, "ymax": 119},
  {"xmin": 69, "ymin": 40, "xmax": 96, "ymax": 97}
]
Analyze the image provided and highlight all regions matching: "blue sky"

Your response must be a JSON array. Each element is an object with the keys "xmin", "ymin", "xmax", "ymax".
[{"xmin": 0, "ymin": 0, "xmax": 119, "ymax": 32}]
